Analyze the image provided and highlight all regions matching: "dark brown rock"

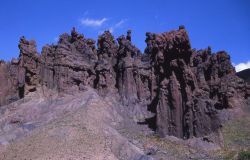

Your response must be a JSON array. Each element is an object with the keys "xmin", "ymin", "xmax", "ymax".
[
  {"xmin": 144, "ymin": 28, "xmax": 247, "ymax": 138},
  {"xmin": 145, "ymin": 29, "xmax": 217, "ymax": 138},
  {"xmin": 18, "ymin": 36, "xmax": 41, "ymax": 94},
  {"xmin": 95, "ymin": 31, "xmax": 118, "ymax": 95},
  {"xmin": 51, "ymin": 28, "xmax": 97, "ymax": 93},
  {"xmin": 0, "ymin": 61, "xmax": 19, "ymax": 105},
  {"xmin": 0, "ymin": 27, "xmax": 248, "ymax": 140},
  {"xmin": 116, "ymin": 34, "xmax": 142, "ymax": 105}
]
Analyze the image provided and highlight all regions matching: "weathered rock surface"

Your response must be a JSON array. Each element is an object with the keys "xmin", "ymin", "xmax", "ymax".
[
  {"xmin": 95, "ymin": 31, "xmax": 118, "ymax": 95},
  {"xmin": 0, "ymin": 87, "xmax": 153, "ymax": 160},
  {"xmin": 0, "ymin": 27, "xmax": 248, "ymax": 140}
]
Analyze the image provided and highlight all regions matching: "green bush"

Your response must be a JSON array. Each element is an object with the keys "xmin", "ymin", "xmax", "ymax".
[{"xmin": 238, "ymin": 151, "xmax": 250, "ymax": 160}]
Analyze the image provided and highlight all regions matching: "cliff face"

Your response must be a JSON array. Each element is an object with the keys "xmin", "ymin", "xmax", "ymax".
[{"xmin": 0, "ymin": 26, "xmax": 248, "ymax": 139}]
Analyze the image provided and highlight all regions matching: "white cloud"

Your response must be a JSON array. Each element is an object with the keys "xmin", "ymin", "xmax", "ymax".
[
  {"xmin": 114, "ymin": 19, "xmax": 126, "ymax": 28},
  {"xmin": 80, "ymin": 18, "xmax": 107, "ymax": 27},
  {"xmin": 107, "ymin": 19, "xmax": 127, "ymax": 33},
  {"xmin": 234, "ymin": 61, "xmax": 250, "ymax": 72},
  {"xmin": 96, "ymin": 19, "xmax": 127, "ymax": 34}
]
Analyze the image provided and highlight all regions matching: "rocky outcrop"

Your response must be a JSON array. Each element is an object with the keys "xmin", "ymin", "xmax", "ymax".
[
  {"xmin": 19, "ymin": 36, "xmax": 41, "ymax": 95},
  {"xmin": 0, "ymin": 26, "xmax": 248, "ymax": 139},
  {"xmin": 193, "ymin": 50, "xmax": 247, "ymax": 108},
  {"xmin": 95, "ymin": 31, "xmax": 118, "ymax": 95},
  {"xmin": 0, "ymin": 60, "xmax": 20, "ymax": 105},
  {"xmin": 47, "ymin": 27, "xmax": 97, "ymax": 93},
  {"xmin": 116, "ymin": 33, "xmax": 142, "ymax": 105},
  {"xmin": 145, "ymin": 28, "xmax": 220, "ymax": 138}
]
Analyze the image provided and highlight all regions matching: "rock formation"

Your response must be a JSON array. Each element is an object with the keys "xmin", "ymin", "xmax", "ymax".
[
  {"xmin": 95, "ymin": 30, "xmax": 118, "ymax": 95},
  {"xmin": 0, "ymin": 26, "xmax": 248, "ymax": 139}
]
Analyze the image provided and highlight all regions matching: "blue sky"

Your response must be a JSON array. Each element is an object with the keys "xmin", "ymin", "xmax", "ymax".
[{"xmin": 0, "ymin": 0, "xmax": 249, "ymax": 71}]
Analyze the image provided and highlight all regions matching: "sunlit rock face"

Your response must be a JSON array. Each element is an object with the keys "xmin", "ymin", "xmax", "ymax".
[
  {"xmin": 144, "ymin": 27, "xmax": 247, "ymax": 138},
  {"xmin": 0, "ymin": 26, "xmax": 248, "ymax": 139}
]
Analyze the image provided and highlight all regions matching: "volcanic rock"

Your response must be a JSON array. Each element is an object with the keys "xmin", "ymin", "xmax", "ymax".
[{"xmin": 0, "ymin": 27, "xmax": 248, "ymax": 141}]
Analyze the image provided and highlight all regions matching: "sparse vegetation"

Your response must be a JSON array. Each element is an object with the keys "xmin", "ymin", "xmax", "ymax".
[
  {"xmin": 213, "ymin": 112, "xmax": 250, "ymax": 160},
  {"xmin": 238, "ymin": 150, "xmax": 250, "ymax": 160}
]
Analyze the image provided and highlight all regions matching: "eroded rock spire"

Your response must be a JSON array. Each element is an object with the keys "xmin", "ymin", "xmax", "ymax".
[{"xmin": 0, "ymin": 27, "xmax": 248, "ymax": 139}]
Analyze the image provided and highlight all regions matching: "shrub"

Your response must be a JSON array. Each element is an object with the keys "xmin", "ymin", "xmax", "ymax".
[{"xmin": 238, "ymin": 150, "xmax": 250, "ymax": 160}]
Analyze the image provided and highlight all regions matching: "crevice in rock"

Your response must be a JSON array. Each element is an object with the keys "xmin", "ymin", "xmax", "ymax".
[{"xmin": 18, "ymin": 85, "xmax": 24, "ymax": 98}]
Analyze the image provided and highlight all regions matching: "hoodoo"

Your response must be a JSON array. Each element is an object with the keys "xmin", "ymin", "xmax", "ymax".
[{"xmin": 0, "ymin": 27, "xmax": 249, "ymax": 139}]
